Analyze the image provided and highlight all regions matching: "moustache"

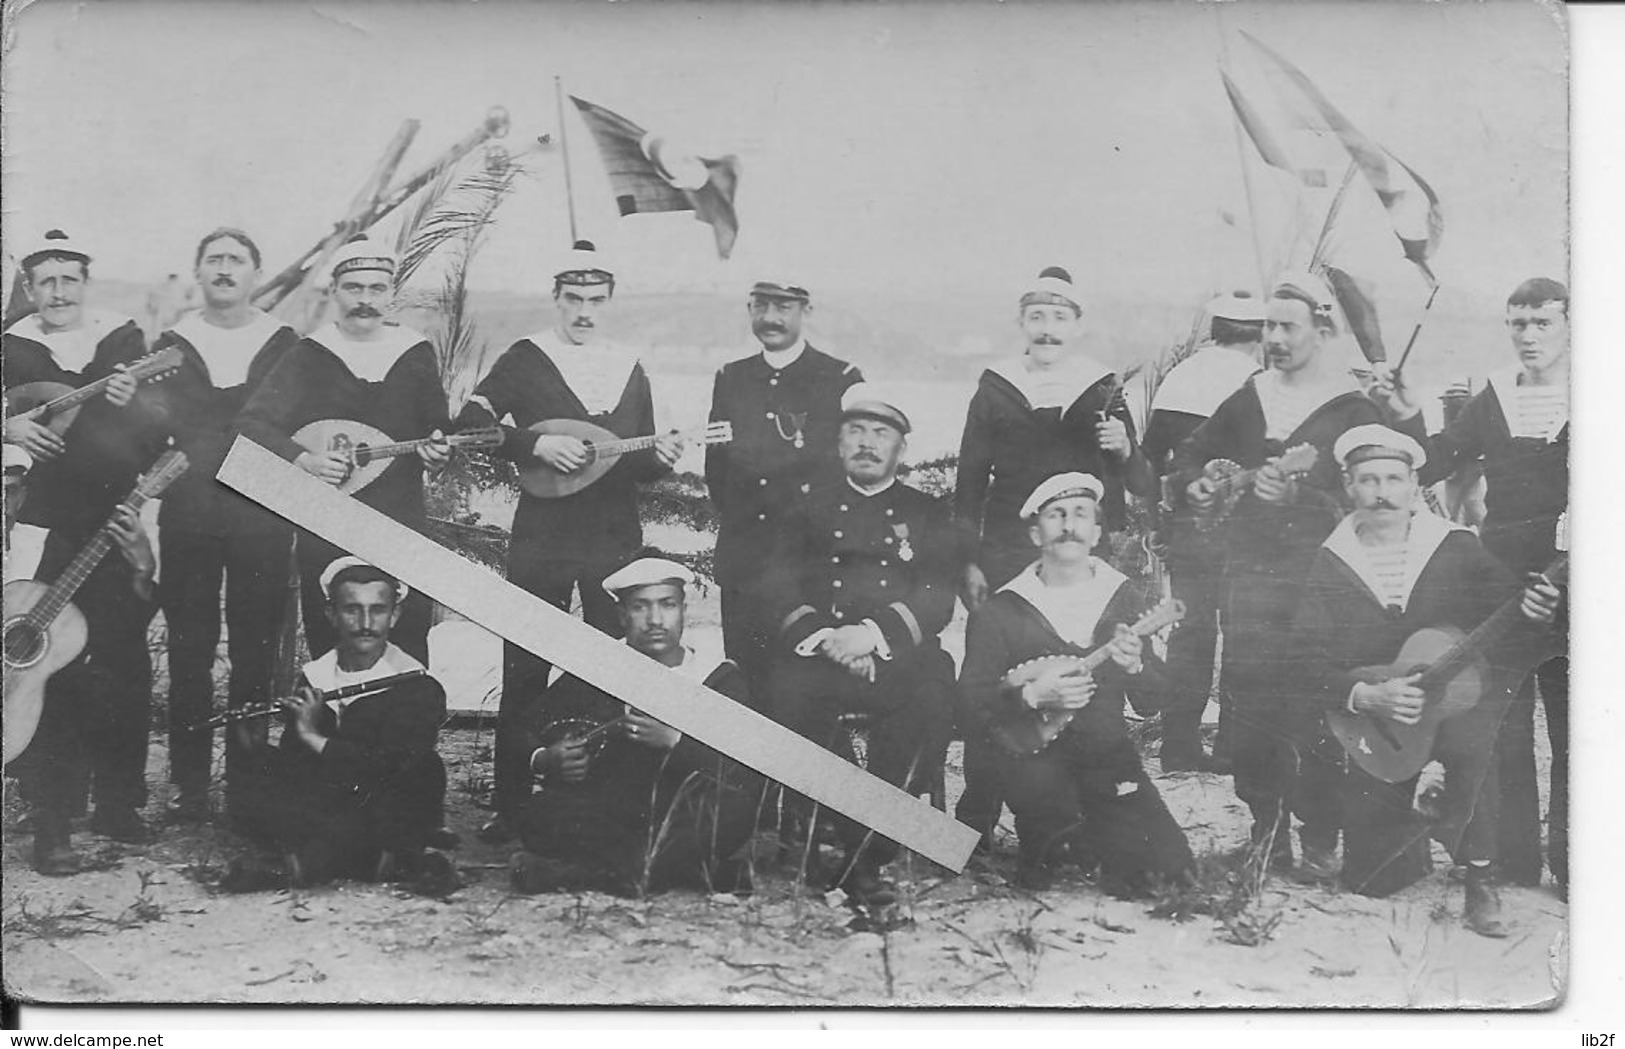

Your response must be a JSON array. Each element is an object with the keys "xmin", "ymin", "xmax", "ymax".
[
  {"xmin": 1031, "ymin": 335, "xmax": 1062, "ymax": 346},
  {"xmin": 347, "ymin": 305, "xmax": 382, "ymax": 318},
  {"xmin": 1371, "ymin": 500, "xmax": 1402, "ymax": 512},
  {"xmin": 571, "ymin": 318, "xmax": 595, "ymax": 327},
  {"xmin": 852, "ymin": 452, "xmax": 882, "ymax": 463},
  {"xmin": 212, "ymin": 276, "xmax": 237, "ymax": 287}
]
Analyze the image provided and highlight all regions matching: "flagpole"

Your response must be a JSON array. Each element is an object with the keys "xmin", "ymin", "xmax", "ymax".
[
  {"xmin": 1214, "ymin": 13, "xmax": 1270, "ymax": 294},
  {"xmin": 1392, "ymin": 281, "xmax": 1441, "ymax": 377},
  {"xmin": 554, "ymin": 76, "xmax": 580, "ymax": 245}
]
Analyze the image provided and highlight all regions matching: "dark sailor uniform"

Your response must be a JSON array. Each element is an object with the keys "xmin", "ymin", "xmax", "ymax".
[
  {"xmin": 705, "ymin": 342, "xmax": 861, "ymax": 697},
  {"xmin": 755, "ymin": 476, "xmax": 957, "ymax": 864},
  {"xmin": 513, "ymin": 652, "xmax": 763, "ymax": 895},
  {"xmin": 2, "ymin": 311, "xmax": 162, "ymax": 836},
  {"xmin": 1168, "ymin": 372, "xmax": 1381, "ymax": 861},
  {"xmin": 1397, "ymin": 369, "xmax": 1569, "ymax": 888},
  {"xmin": 232, "ymin": 645, "xmax": 448, "ymax": 884},
  {"xmin": 959, "ymin": 566, "xmax": 1194, "ymax": 894},
  {"xmin": 452, "ymin": 331, "xmax": 670, "ymax": 824},
  {"xmin": 1292, "ymin": 512, "xmax": 1546, "ymax": 896},
  {"xmin": 236, "ymin": 322, "xmax": 447, "ymax": 662},
  {"xmin": 142, "ymin": 310, "xmax": 300, "ymax": 803}
]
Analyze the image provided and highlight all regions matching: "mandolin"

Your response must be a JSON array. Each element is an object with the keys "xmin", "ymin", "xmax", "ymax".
[
  {"xmin": 1190, "ymin": 443, "xmax": 1319, "ymax": 531},
  {"xmin": 989, "ymin": 598, "xmax": 1185, "ymax": 758},
  {"xmin": 516, "ymin": 419, "xmax": 732, "ymax": 499},
  {"xmin": 292, "ymin": 419, "xmax": 503, "ymax": 495},
  {"xmin": 4, "ymin": 347, "xmax": 185, "ymax": 436},
  {"xmin": 1326, "ymin": 553, "xmax": 1567, "ymax": 784},
  {"xmin": 2, "ymin": 449, "xmax": 190, "ymax": 764}
]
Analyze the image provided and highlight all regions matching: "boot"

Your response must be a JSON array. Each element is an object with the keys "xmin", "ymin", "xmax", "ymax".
[
  {"xmin": 31, "ymin": 817, "xmax": 85, "ymax": 877},
  {"xmin": 1463, "ymin": 864, "xmax": 1509, "ymax": 938}
]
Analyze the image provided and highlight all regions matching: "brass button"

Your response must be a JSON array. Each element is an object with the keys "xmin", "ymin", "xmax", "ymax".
[{"xmin": 834, "ymin": 530, "xmax": 844, "ymax": 538}]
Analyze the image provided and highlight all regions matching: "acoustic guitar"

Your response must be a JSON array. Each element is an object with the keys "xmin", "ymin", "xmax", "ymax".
[
  {"xmin": 989, "ymin": 598, "xmax": 1185, "ymax": 758},
  {"xmin": 1325, "ymin": 553, "xmax": 1567, "ymax": 784},
  {"xmin": 2, "ymin": 449, "xmax": 189, "ymax": 764},
  {"xmin": 4, "ymin": 347, "xmax": 185, "ymax": 436},
  {"xmin": 1189, "ymin": 443, "xmax": 1320, "ymax": 531},
  {"xmin": 292, "ymin": 419, "xmax": 503, "ymax": 496},
  {"xmin": 516, "ymin": 420, "xmax": 732, "ymax": 499}
]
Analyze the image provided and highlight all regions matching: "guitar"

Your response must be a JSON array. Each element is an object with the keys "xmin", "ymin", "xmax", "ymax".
[
  {"xmin": 1190, "ymin": 443, "xmax": 1320, "ymax": 531},
  {"xmin": 2, "ymin": 449, "xmax": 190, "ymax": 764},
  {"xmin": 1326, "ymin": 554, "xmax": 1568, "ymax": 784},
  {"xmin": 4, "ymin": 347, "xmax": 185, "ymax": 436},
  {"xmin": 989, "ymin": 598, "xmax": 1186, "ymax": 758},
  {"xmin": 516, "ymin": 420, "xmax": 733, "ymax": 499},
  {"xmin": 292, "ymin": 419, "xmax": 503, "ymax": 496},
  {"xmin": 184, "ymin": 669, "xmax": 428, "ymax": 732}
]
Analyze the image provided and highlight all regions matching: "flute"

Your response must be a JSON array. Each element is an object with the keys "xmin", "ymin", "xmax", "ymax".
[{"xmin": 186, "ymin": 669, "xmax": 427, "ymax": 731}]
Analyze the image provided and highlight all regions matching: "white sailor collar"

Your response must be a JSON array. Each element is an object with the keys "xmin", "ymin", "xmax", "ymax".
[
  {"xmin": 302, "ymin": 642, "xmax": 426, "ymax": 694},
  {"xmin": 1152, "ymin": 344, "xmax": 1261, "ymax": 417},
  {"xmin": 524, "ymin": 327, "xmax": 641, "ymax": 415},
  {"xmin": 3, "ymin": 309, "xmax": 135, "ymax": 374},
  {"xmin": 988, "ymin": 353, "xmax": 1113, "ymax": 410},
  {"xmin": 1322, "ymin": 508, "xmax": 1467, "ymax": 613},
  {"xmin": 1487, "ymin": 365, "xmax": 1568, "ymax": 442},
  {"xmin": 306, "ymin": 321, "xmax": 428, "ymax": 383},
  {"xmin": 999, "ymin": 557, "xmax": 1128, "ymax": 647},
  {"xmin": 170, "ymin": 309, "xmax": 285, "ymax": 387},
  {"xmin": 671, "ymin": 640, "xmax": 728, "ymax": 684}
]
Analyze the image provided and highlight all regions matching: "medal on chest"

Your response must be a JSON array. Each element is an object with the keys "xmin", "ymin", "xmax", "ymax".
[
  {"xmin": 768, "ymin": 409, "xmax": 808, "ymax": 450},
  {"xmin": 893, "ymin": 522, "xmax": 914, "ymax": 562}
]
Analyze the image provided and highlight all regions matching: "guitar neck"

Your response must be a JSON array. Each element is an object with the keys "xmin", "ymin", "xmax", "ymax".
[
  {"xmin": 1210, "ymin": 465, "xmax": 1263, "ymax": 499},
  {"xmin": 594, "ymin": 427, "xmax": 721, "ymax": 459},
  {"xmin": 1418, "ymin": 555, "xmax": 1568, "ymax": 690},
  {"xmin": 362, "ymin": 433, "xmax": 484, "ymax": 460},
  {"xmin": 33, "ymin": 374, "xmax": 116, "ymax": 418},
  {"xmin": 28, "ymin": 496, "xmax": 152, "ymax": 626}
]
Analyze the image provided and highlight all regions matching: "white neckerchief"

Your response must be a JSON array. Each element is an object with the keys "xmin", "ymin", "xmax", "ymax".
[
  {"xmin": 301, "ymin": 643, "xmax": 426, "ymax": 725},
  {"xmin": 170, "ymin": 309, "xmax": 284, "ymax": 388},
  {"xmin": 1252, "ymin": 367, "xmax": 1358, "ymax": 442},
  {"xmin": 1322, "ymin": 508, "xmax": 1465, "ymax": 613},
  {"xmin": 989, "ymin": 353, "xmax": 1113, "ymax": 410},
  {"xmin": 4, "ymin": 309, "xmax": 133, "ymax": 375},
  {"xmin": 526, "ymin": 327, "xmax": 640, "ymax": 416},
  {"xmin": 1151, "ymin": 344, "xmax": 1261, "ymax": 418},
  {"xmin": 1000, "ymin": 557, "xmax": 1128, "ymax": 647},
  {"xmin": 761, "ymin": 337, "xmax": 807, "ymax": 372},
  {"xmin": 1488, "ymin": 366, "xmax": 1568, "ymax": 443},
  {"xmin": 306, "ymin": 321, "xmax": 427, "ymax": 383},
  {"xmin": 846, "ymin": 476, "xmax": 897, "ymax": 498}
]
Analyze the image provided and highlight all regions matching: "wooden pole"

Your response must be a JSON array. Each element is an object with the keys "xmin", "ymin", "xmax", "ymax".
[
  {"xmin": 555, "ymin": 77, "xmax": 580, "ymax": 245},
  {"xmin": 1308, "ymin": 159, "xmax": 1360, "ymax": 272},
  {"xmin": 1392, "ymin": 281, "xmax": 1442, "ymax": 377}
]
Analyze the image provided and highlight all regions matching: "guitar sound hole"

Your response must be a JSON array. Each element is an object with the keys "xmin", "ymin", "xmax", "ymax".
[{"xmin": 3, "ymin": 618, "xmax": 47, "ymax": 669}]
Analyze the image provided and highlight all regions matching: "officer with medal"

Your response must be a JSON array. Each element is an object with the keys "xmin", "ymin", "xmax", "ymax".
[{"xmin": 705, "ymin": 280, "xmax": 863, "ymax": 699}]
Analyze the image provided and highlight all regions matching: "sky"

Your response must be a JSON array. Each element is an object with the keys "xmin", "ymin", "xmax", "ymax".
[{"xmin": 2, "ymin": 0, "xmax": 1567, "ymax": 312}]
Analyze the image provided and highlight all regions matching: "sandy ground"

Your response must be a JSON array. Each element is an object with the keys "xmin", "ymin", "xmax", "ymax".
[{"xmin": 2, "ymin": 519, "xmax": 1565, "ymax": 1009}]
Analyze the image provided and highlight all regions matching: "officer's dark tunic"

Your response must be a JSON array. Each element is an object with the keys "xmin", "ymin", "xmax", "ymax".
[{"xmin": 705, "ymin": 343, "xmax": 860, "ymax": 692}]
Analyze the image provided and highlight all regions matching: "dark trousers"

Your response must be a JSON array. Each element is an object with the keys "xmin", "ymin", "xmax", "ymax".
[
  {"xmin": 492, "ymin": 557, "xmax": 625, "ymax": 821},
  {"xmin": 1227, "ymin": 696, "xmax": 1344, "ymax": 860},
  {"xmin": 234, "ymin": 740, "xmax": 446, "ymax": 881},
  {"xmin": 768, "ymin": 647, "xmax": 954, "ymax": 867},
  {"xmin": 10, "ymin": 533, "xmax": 153, "ymax": 829},
  {"xmin": 1341, "ymin": 693, "xmax": 1505, "ymax": 896},
  {"xmin": 1496, "ymin": 655, "xmax": 1568, "ymax": 887},
  {"xmin": 999, "ymin": 734, "xmax": 1194, "ymax": 894},
  {"xmin": 295, "ymin": 529, "xmax": 431, "ymax": 664},
  {"xmin": 953, "ymin": 549, "xmax": 1032, "ymax": 841},
  {"xmin": 518, "ymin": 756, "xmax": 763, "ymax": 894},
  {"xmin": 719, "ymin": 586, "xmax": 772, "ymax": 712},
  {"xmin": 1161, "ymin": 562, "xmax": 1222, "ymax": 755},
  {"xmin": 160, "ymin": 527, "xmax": 288, "ymax": 797}
]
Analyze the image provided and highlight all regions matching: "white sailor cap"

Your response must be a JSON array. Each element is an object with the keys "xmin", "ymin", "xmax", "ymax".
[
  {"xmin": 1020, "ymin": 472, "xmax": 1105, "ymax": 519},
  {"xmin": 329, "ymin": 236, "xmax": 397, "ymax": 281},
  {"xmin": 748, "ymin": 280, "xmax": 811, "ymax": 304},
  {"xmin": 601, "ymin": 557, "xmax": 696, "ymax": 598},
  {"xmin": 554, "ymin": 239, "xmax": 614, "ymax": 286},
  {"xmin": 1333, "ymin": 424, "xmax": 1427, "ymax": 471},
  {"xmin": 1270, "ymin": 270, "xmax": 1337, "ymax": 326},
  {"xmin": 840, "ymin": 382, "xmax": 911, "ymax": 434},
  {"xmin": 1207, "ymin": 289, "xmax": 1266, "ymax": 324},
  {"xmin": 1019, "ymin": 265, "xmax": 1082, "ymax": 315},
  {"xmin": 319, "ymin": 556, "xmax": 409, "ymax": 600},
  {"xmin": 20, "ymin": 229, "xmax": 91, "ymax": 270}
]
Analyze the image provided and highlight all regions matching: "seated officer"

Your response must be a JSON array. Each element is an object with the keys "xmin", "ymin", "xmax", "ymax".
[
  {"xmin": 754, "ymin": 384, "xmax": 957, "ymax": 906},
  {"xmin": 510, "ymin": 557, "xmax": 764, "ymax": 897},
  {"xmin": 222, "ymin": 557, "xmax": 456, "ymax": 897}
]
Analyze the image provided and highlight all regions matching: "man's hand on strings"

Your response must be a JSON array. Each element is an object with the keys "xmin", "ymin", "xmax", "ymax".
[
  {"xmin": 296, "ymin": 449, "xmax": 350, "ymax": 485},
  {"xmin": 1520, "ymin": 576, "xmax": 1562, "ymax": 623},
  {"xmin": 106, "ymin": 505, "xmax": 156, "ymax": 598},
  {"xmin": 4, "ymin": 417, "xmax": 65, "ymax": 461},
  {"xmin": 623, "ymin": 710, "xmax": 681, "ymax": 751},
  {"xmin": 533, "ymin": 433, "xmax": 589, "ymax": 473},
  {"xmin": 104, "ymin": 365, "xmax": 138, "ymax": 408},
  {"xmin": 537, "ymin": 739, "xmax": 591, "ymax": 782},
  {"xmin": 1023, "ymin": 667, "xmax": 1096, "ymax": 711},
  {"xmin": 1352, "ymin": 673, "xmax": 1426, "ymax": 726},
  {"xmin": 1106, "ymin": 623, "xmax": 1144, "ymax": 673},
  {"xmin": 1185, "ymin": 475, "xmax": 1217, "ymax": 512},
  {"xmin": 416, "ymin": 429, "xmax": 452, "ymax": 470},
  {"xmin": 653, "ymin": 432, "xmax": 684, "ymax": 467},
  {"xmin": 1253, "ymin": 461, "xmax": 1297, "ymax": 505}
]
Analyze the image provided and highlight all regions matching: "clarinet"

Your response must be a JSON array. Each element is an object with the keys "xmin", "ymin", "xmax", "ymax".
[{"xmin": 186, "ymin": 669, "xmax": 427, "ymax": 731}]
